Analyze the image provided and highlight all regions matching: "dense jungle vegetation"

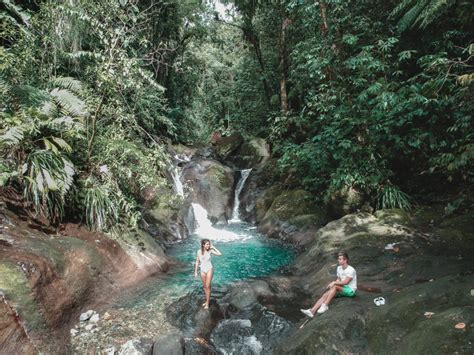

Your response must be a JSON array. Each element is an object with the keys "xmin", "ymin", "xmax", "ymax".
[{"xmin": 1, "ymin": 0, "xmax": 473, "ymax": 231}]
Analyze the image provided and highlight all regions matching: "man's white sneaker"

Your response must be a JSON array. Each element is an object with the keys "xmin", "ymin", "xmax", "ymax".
[
  {"xmin": 317, "ymin": 304, "xmax": 329, "ymax": 314},
  {"xmin": 300, "ymin": 309, "xmax": 314, "ymax": 318}
]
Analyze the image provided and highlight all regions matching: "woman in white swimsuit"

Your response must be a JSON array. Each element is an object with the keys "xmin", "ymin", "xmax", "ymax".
[{"xmin": 194, "ymin": 239, "xmax": 222, "ymax": 309}]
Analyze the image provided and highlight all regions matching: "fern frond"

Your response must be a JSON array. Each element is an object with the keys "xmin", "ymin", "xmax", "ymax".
[
  {"xmin": 0, "ymin": 126, "xmax": 25, "ymax": 147},
  {"xmin": 418, "ymin": 0, "xmax": 456, "ymax": 28},
  {"xmin": 50, "ymin": 88, "xmax": 87, "ymax": 117},
  {"xmin": 1, "ymin": 0, "xmax": 31, "ymax": 26},
  {"xmin": 51, "ymin": 76, "xmax": 83, "ymax": 94},
  {"xmin": 10, "ymin": 84, "xmax": 49, "ymax": 109},
  {"xmin": 390, "ymin": 0, "xmax": 417, "ymax": 18},
  {"xmin": 396, "ymin": 0, "xmax": 430, "ymax": 32}
]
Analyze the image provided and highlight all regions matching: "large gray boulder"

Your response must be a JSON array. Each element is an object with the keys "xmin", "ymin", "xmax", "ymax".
[
  {"xmin": 279, "ymin": 209, "xmax": 474, "ymax": 353},
  {"xmin": 257, "ymin": 189, "xmax": 330, "ymax": 243},
  {"xmin": 181, "ymin": 159, "xmax": 235, "ymax": 223},
  {"xmin": 213, "ymin": 132, "xmax": 244, "ymax": 161},
  {"xmin": 153, "ymin": 333, "xmax": 184, "ymax": 355},
  {"xmin": 227, "ymin": 138, "xmax": 271, "ymax": 169}
]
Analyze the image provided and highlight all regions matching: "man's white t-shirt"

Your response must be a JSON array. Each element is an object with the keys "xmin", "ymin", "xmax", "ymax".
[{"xmin": 337, "ymin": 265, "xmax": 357, "ymax": 291}]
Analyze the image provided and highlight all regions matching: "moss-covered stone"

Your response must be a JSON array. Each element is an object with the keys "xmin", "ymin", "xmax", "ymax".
[
  {"xmin": 267, "ymin": 190, "xmax": 321, "ymax": 221},
  {"xmin": 367, "ymin": 275, "xmax": 474, "ymax": 354},
  {"xmin": 255, "ymin": 185, "xmax": 282, "ymax": 223},
  {"xmin": 229, "ymin": 138, "xmax": 271, "ymax": 169},
  {"xmin": 0, "ymin": 262, "xmax": 45, "ymax": 332},
  {"xmin": 374, "ymin": 208, "xmax": 411, "ymax": 224},
  {"xmin": 327, "ymin": 186, "xmax": 364, "ymax": 218},
  {"xmin": 258, "ymin": 189, "xmax": 330, "ymax": 242},
  {"xmin": 214, "ymin": 132, "xmax": 244, "ymax": 160}
]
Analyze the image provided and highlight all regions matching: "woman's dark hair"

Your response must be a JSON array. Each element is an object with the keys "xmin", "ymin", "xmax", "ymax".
[
  {"xmin": 201, "ymin": 239, "xmax": 210, "ymax": 255},
  {"xmin": 337, "ymin": 252, "xmax": 349, "ymax": 260}
]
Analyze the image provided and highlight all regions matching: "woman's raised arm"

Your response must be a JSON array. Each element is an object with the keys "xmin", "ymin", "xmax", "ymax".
[{"xmin": 210, "ymin": 245, "xmax": 222, "ymax": 256}]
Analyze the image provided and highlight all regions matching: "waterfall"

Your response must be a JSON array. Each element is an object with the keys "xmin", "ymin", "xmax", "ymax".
[
  {"xmin": 169, "ymin": 163, "xmax": 184, "ymax": 197},
  {"xmin": 230, "ymin": 169, "xmax": 252, "ymax": 222},
  {"xmin": 191, "ymin": 203, "xmax": 251, "ymax": 242}
]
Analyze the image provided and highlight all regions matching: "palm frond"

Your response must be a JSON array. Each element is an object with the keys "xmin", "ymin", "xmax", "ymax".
[
  {"xmin": 23, "ymin": 150, "xmax": 75, "ymax": 219},
  {"xmin": 390, "ymin": 0, "xmax": 417, "ymax": 18},
  {"xmin": 396, "ymin": 0, "xmax": 430, "ymax": 32},
  {"xmin": 377, "ymin": 185, "xmax": 412, "ymax": 210}
]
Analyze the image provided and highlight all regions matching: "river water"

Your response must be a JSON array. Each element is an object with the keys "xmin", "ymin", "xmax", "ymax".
[
  {"xmin": 73, "ymin": 170, "xmax": 295, "ymax": 353},
  {"xmin": 116, "ymin": 203, "xmax": 294, "ymax": 311}
]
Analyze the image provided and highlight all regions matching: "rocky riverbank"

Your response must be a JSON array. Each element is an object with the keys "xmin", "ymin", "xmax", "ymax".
[
  {"xmin": 1, "ymin": 134, "xmax": 472, "ymax": 354},
  {"xmin": 0, "ymin": 200, "xmax": 170, "ymax": 354}
]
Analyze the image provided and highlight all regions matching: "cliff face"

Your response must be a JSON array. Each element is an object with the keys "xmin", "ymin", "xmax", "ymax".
[{"xmin": 0, "ymin": 207, "xmax": 169, "ymax": 354}]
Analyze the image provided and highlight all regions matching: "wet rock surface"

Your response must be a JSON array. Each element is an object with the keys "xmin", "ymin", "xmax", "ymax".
[
  {"xmin": 181, "ymin": 159, "xmax": 235, "ymax": 223},
  {"xmin": 0, "ymin": 206, "xmax": 169, "ymax": 354},
  {"xmin": 277, "ymin": 209, "xmax": 474, "ymax": 354}
]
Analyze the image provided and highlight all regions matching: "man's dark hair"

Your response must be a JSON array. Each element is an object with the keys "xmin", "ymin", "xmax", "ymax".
[{"xmin": 337, "ymin": 252, "xmax": 349, "ymax": 260}]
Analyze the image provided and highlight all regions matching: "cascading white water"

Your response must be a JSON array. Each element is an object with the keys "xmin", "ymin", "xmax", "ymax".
[
  {"xmin": 230, "ymin": 169, "xmax": 252, "ymax": 222},
  {"xmin": 191, "ymin": 203, "xmax": 251, "ymax": 242},
  {"xmin": 170, "ymin": 165, "xmax": 184, "ymax": 196}
]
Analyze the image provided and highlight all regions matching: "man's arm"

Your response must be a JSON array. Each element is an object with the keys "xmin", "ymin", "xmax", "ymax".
[{"xmin": 328, "ymin": 277, "xmax": 353, "ymax": 288}]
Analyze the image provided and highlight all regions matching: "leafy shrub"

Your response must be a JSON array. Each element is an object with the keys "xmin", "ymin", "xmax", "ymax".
[{"xmin": 377, "ymin": 184, "xmax": 412, "ymax": 210}]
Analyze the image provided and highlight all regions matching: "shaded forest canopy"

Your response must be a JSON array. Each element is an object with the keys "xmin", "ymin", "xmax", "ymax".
[{"xmin": 1, "ymin": 0, "xmax": 473, "ymax": 230}]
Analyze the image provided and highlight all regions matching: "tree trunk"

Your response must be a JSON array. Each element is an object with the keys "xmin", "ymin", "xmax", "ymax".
[
  {"xmin": 246, "ymin": 30, "xmax": 272, "ymax": 107},
  {"xmin": 279, "ymin": 16, "xmax": 290, "ymax": 114}
]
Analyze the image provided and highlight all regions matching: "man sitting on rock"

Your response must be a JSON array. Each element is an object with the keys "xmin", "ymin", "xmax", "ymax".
[{"xmin": 301, "ymin": 252, "xmax": 357, "ymax": 317}]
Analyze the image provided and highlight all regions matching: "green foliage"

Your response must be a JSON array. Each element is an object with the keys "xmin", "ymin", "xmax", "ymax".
[
  {"xmin": 377, "ymin": 185, "xmax": 412, "ymax": 210},
  {"xmin": 0, "ymin": 0, "xmax": 200, "ymax": 230},
  {"xmin": 23, "ymin": 150, "xmax": 74, "ymax": 220},
  {"xmin": 76, "ymin": 176, "xmax": 139, "ymax": 231}
]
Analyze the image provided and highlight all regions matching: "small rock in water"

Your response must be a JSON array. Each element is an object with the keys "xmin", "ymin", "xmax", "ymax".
[
  {"xmin": 80, "ymin": 310, "xmax": 95, "ymax": 322},
  {"xmin": 118, "ymin": 338, "xmax": 154, "ymax": 355},
  {"xmin": 90, "ymin": 313, "xmax": 100, "ymax": 323},
  {"xmin": 103, "ymin": 311, "xmax": 112, "ymax": 320}
]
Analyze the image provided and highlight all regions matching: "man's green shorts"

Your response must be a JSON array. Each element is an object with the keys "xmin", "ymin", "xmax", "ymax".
[{"xmin": 336, "ymin": 285, "xmax": 356, "ymax": 298}]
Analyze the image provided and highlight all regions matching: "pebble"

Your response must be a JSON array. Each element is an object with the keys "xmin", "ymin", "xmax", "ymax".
[
  {"xmin": 103, "ymin": 312, "xmax": 112, "ymax": 320},
  {"xmin": 85, "ymin": 324, "xmax": 95, "ymax": 331},
  {"xmin": 80, "ymin": 310, "xmax": 95, "ymax": 322},
  {"xmin": 70, "ymin": 329, "xmax": 79, "ymax": 337},
  {"xmin": 90, "ymin": 313, "xmax": 100, "ymax": 323}
]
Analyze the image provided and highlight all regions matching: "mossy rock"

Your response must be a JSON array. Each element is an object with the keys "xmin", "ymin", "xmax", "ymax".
[
  {"xmin": 374, "ymin": 209, "xmax": 411, "ymax": 225},
  {"xmin": 288, "ymin": 213, "xmax": 329, "ymax": 229},
  {"xmin": 0, "ymin": 262, "xmax": 45, "ymax": 332},
  {"xmin": 327, "ymin": 186, "xmax": 364, "ymax": 218},
  {"xmin": 266, "ymin": 190, "xmax": 322, "ymax": 221},
  {"xmin": 207, "ymin": 165, "xmax": 233, "ymax": 190},
  {"xmin": 367, "ymin": 275, "xmax": 474, "ymax": 354},
  {"xmin": 229, "ymin": 138, "xmax": 270, "ymax": 168},
  {"xmin": 214, "ymin": 132, "xmax": 244, "ymax": 160},
  {"xmin": 255, "ymin": 185, "xmax": 282, "ymax": 223}
]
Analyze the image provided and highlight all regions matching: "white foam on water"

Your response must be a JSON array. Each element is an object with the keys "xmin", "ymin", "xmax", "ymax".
[
  {"xmin": 192, "ymin": 203, "xmax": 252, "ymax": 242},
  {"xmin": 170, "ymin": 165, "xmax": 184, "ymax": 196}
]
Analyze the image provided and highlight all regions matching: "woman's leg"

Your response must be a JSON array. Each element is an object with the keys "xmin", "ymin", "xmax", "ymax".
[
  {"xmin": 200, "ymin": 272, "xmax": 207, "ymax": 306},
  {"xmin": 203, "ymin": 268, "xmax": 213, "ymax": 308}
]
